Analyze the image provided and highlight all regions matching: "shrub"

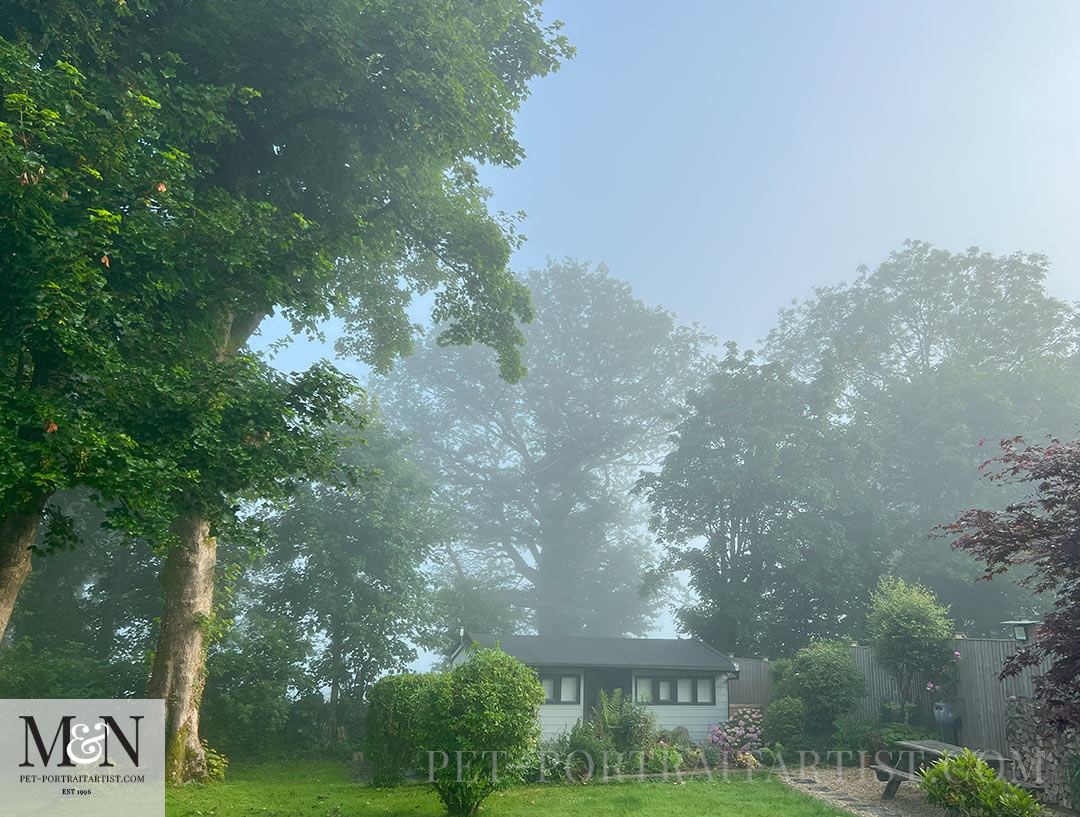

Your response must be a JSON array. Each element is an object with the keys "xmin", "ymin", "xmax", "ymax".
[
  {"xmin": 420, "ymin": 648, "xmax": 543, "ymax": 816},
  {"xmin": 366, "ymin": 672, "xmax": 433, "ymax": 786},
  {"xmin": 202, "ymin": 742, "xmax": 229, "ymax": 783},
  {"xmin": 868, "ymin": 577, "xmax": 955, "ymax": 709},
  {"xmin": 705, "ymin": 708, "xmax": 763, "ymax": 755},
  {"xmin": 773, "ymin": 641, "xmax": 865, "ymax": 737},
  {"xmin": 829, "ymin": 715, "xmax": 877, "ymax": 762},
  {"xmin": 590, "ymin": 688, "xmax": 657, "ymax": 753},
  {"xmin": 643, "ymin": 743, "xmax": 682, "ymax": 774},
  {"xmin": 920, "ymin": 749, "xmax": 1043, "ymax": 817},
  {"xmin": 554, "ymin": 721, "xmax": 617, "ymax": 780},
  {"xmin": 762, "ymin": 697, "xmax": 806, "ymax": 748}
]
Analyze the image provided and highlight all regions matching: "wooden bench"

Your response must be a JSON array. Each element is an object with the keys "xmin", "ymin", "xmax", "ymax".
[
  {"xmin": 873, "ymin": 740, "xmax": 1016, "ymax": 801},
  {"xmin": 871, "ymin": 763, "xmax": 922, "ymax": 800}
]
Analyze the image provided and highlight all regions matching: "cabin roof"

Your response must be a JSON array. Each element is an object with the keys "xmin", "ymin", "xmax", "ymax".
[{"xmin": 456, "ymin": 632, "xmax": 739, "ymax": 674}]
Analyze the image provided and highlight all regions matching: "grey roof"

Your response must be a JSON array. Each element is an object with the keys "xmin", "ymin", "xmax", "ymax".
[{"xmin": 462, "ymin": 633, "xmax": 739, "ymax": 674}]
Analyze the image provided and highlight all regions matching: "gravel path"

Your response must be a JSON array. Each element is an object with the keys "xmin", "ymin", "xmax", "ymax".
[{"xmin": 777, "ymin": 765, "xmax": 1067, "ymax": 817}]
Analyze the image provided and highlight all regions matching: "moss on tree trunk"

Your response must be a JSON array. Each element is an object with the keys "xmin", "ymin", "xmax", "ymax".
[{"xmin": 148, "ymin": 511, "xmax": 217, "ymax": 784}]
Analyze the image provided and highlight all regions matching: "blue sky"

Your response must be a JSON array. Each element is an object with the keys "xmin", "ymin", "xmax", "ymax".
[{"xmin": 479, "ymin": 0, "xmax": 1080, "ymax": 348}]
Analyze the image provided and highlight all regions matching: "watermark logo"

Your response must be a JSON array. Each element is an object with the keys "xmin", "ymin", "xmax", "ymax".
[{"xmin": 1, "ymin": 699, "xmax": 164, "ymax": 816}]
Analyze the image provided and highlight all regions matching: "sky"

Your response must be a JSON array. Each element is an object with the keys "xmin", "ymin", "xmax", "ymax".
[
  {"xmin": 476, "ymin": 0, "xmax": 1080, "ymax": 351},
  {"xmin": 262, "ymin": 0, "xmax": 1080, "ymax": 368}
]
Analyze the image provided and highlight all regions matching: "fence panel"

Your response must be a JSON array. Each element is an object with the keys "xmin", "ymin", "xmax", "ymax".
[
  {"xmin": 728, "ymin": 656, "xmax": 771, "ymax": 707},
  {"xmin": 727, "ymin": 639, "xmax": 1051, "ymax": 756}
]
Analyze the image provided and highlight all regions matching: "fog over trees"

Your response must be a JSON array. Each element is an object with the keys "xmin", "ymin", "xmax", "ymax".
[{"xmin": 3, "ymin": 0, "xmax": 1080, "ymax": 783}]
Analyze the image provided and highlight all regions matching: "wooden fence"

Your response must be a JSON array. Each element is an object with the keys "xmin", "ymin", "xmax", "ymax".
[{"xmin": 727, "ymin": 639, "xmax": 1053, "ymax": 755}]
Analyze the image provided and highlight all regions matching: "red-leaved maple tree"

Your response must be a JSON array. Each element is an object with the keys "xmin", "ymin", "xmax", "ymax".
[{"xmin": 946, "ymin": 436, "xmax": 1080, "ymax": 729}]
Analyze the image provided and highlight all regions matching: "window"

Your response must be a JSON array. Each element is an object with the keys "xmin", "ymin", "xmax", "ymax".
[
  {"xmin": 639, "ymin": 676, "xmax": 717, "ymax": 705},
  {"xmin": 539, "ymin": 674, "xmax": 579, "ymax": 704}
]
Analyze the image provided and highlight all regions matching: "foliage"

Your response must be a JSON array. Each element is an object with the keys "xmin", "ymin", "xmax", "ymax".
[
  {"xmin": 256, "ymin": 410, "xmax": 448, "ymax": 735},
  {"xmin": 202, "ymin": 743, "xmax": 230, "ymax": 784},
  {"xmin": 920, "ymin": 749, "xmax": 1044, "ymax": 817},
  {"xmin": 762, "ymin": 697, "xmax": 807, "ymax": 749},
  {"xmin": 643, "ymin": 743, "xmax": 683, "ymax": 774},
  {"xmin": 429, "ymin": 566, "xmax": 530, "ymax": 661},
  {"xmin": 0, "ymin": 637, "xmax": 144, "ymax": 699},
  {"xmin": 773, "ymin": 642, "xmax": 865, "ymax": 737},
  {"xmin": 947, "ymin": 436, "xmax": 1080, "ymax": 729},
  {"xmin": 639, "ymin": 344, "xmax": 875, "ymax": 655},
  {"xmin": 554, "ymin": 721, "xmax": 618, "ymax": 780},
  {"xmin": 876, "ymin": 722, "xmax": 934, "ymax": 753},
  {"xmin": 828, "ymin": 716, "xmax": 877, "ymax": 762},
  {"xmin": 378, "ymin": 260, "xmax": 712, "ymax": 635},
  {"xmin": 366, "ymin": 673, "xmax": 434, "ymax": 786},
  {"xmin": 201, "ymin": 613, "xmax": 315, "ymax": 759},
  {"xmin": 705, "ymin": 708, "xmax": 763, "ymax": 755},
  {"xmin": 420, "ymin": 648, "xmax": 544, "ymax": 815},
  {"xmin": 867, "ymin": 577, "xmax": 955, "ymax": 707},
  {"xmin": 590, "ymin": 689, "xmax": 657, "ymax": 754}
]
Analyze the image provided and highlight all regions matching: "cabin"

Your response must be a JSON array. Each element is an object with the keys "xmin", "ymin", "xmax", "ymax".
[{"xmin": 449, "ymin": 633, "xmax": 739, "ymax": 741}]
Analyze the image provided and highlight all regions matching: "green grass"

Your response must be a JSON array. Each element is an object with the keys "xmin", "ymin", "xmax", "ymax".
[{"xmin": 165, "ymin": 761, "xmax": 854, "ymax": 817}]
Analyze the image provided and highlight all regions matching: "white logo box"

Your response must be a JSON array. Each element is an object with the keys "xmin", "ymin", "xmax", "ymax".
[{"xmin": 0, "ymin": 699, "xmax": 164, "ymax": 817}]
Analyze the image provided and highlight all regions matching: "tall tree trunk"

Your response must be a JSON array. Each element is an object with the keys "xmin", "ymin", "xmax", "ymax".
[
  {"xmin": 0, "ymin": 503, "xmax": 45, "ymax": 643},
  {"xmin": 327, "ymin": 626, "xmax": 343, "ymax": 741},
  {"xmin": 148, "ymin": 511, "xmax": 217, "ymax": 784}
]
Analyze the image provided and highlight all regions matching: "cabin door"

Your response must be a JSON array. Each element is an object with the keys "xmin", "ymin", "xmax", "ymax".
[{"xmin": 584, "ymin": 668, "xmax": 634, "ymax": 718}]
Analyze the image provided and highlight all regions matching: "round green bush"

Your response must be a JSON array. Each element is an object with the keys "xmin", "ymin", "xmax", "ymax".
[
  {"xmin": 773, "ymin": 641, "xmax": 866, "ymax": 737},
  {"xmin": 762, "ymin": 696, "xmax": 806, "ymax": 748},
  {"xmin": 420, "ymin": 648, "xmax": 544, "ymax": 816},
  {"xmin": 365, "ymin": 672, "xmax": 433, "ymax": 786}
]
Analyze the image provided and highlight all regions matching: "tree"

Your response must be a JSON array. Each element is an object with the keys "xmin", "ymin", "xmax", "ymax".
[
  {"xmin": 867, "ymin": 577, "xmax": 955, "ymax": 709},
  {"xmin": 3, "ymin": 0, "xmax": 571, "ymax": 780},
  {"xmin": 764, "ymin": 240, "xmax": 1080, "ymax": 633},
  {"xmin": 377, "ymin": 260, "xmax": 713, "ymax": 635},
  {"xmin": 639, "ymin": 345, "xmax": 878, "ymax": 655},
  {"xmin": 254, "ymin": 411, "xmax": 448, "ymax": 736},
  {"xmin": 947, "ymin": 437, "xmax": 1080, "ymax": 729}
]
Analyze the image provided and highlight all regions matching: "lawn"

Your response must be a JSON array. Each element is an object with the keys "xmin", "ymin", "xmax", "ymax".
[{"xmin": 165, "ymin": 761, "xmax": 854, "ymax": 817}]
